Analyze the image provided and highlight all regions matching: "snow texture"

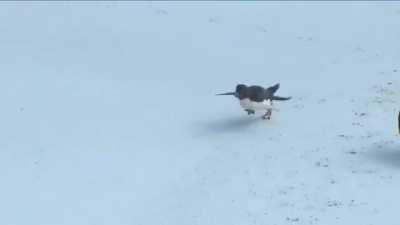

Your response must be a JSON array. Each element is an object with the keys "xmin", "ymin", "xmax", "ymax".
[{"xmin": 0, "ymin": 2, "xmax": 400, "ymax": 225}]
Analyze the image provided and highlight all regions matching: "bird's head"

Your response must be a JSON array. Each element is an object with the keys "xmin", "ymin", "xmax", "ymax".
[
  {"xmin": 235, "ymin": 84, "xmax": 247, "ymax": 99},
  {"xmin": 216, "ymin": 84, "xmax": 247, "ymax": 99}
]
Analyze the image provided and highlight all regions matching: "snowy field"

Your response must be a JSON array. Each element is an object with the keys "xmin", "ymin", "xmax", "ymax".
[{"xmin": 1, "ymin": 2, "xmax": 400, "ymax": 225}]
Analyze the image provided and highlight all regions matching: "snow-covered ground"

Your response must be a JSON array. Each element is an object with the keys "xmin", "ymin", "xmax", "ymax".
[{"xmin": 1, "ymin": 2, "xmax": 400, "ymax": 225}]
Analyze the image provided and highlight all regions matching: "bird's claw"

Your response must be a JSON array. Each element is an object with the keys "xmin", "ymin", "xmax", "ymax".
[
  {"xmin": 262, "ymin": 115, "xmax": 271, "ymax": 120},
  {"xmin": 245, "ymin": 109, "xmax": 255, "ymax": 115},
  {"xmin": 262, "ymin": 109, "xmax": 272, "ymax": 120}
]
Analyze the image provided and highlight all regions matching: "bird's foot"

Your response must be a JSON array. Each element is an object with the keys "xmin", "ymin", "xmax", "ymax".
[
  {"xmin": 245, "ymin": 109, "xmax": 255, "ymax": 115},
  {"xmin": 262, "ymin": 114, "xmax": 271, "ymax": 120},
  {"xmin": 262, "ymin": 110, "xmax": 272, "ymax": 120}
]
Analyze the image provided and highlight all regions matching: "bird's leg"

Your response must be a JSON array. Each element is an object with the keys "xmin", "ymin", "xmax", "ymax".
[
  {"xmin": 262, "ymin": 109, "xmax": 272, "ymax": 120},
  {"xmin": 245, "ymin": 109, "xmax": 255, "ymax": 115}
]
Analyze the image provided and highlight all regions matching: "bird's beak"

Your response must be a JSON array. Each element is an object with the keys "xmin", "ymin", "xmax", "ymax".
[{"xmin": 216, "ymin": 92, "xmax": 236, "ymax": 96}]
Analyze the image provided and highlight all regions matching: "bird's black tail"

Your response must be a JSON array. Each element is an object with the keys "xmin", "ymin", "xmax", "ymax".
[
  {"xmin": 272, "ymin": 96, "xmax": 291, "ymax": 101},
  {"xmin": 266, "ymin": 83, "xmax": 291, "ymax": 101}
]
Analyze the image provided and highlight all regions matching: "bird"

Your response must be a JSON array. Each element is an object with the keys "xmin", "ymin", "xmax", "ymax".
[{"xmin": 216, "ymin": 83, "xmax": 291, "ymax": 120}]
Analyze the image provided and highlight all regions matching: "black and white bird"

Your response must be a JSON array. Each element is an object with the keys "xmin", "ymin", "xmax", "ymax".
[
  {"xmin": 398, "ymin": 111, "xmax": 400, "ymax": 134},
  {"xmin": 216, "ymin": 83, "xmax": 291, "ymax": 119}
]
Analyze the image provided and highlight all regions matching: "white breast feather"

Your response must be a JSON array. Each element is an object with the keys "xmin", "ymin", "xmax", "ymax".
[{"xmin": 239, "ymin": 99, "xmax": 273, "ymax": 111}]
